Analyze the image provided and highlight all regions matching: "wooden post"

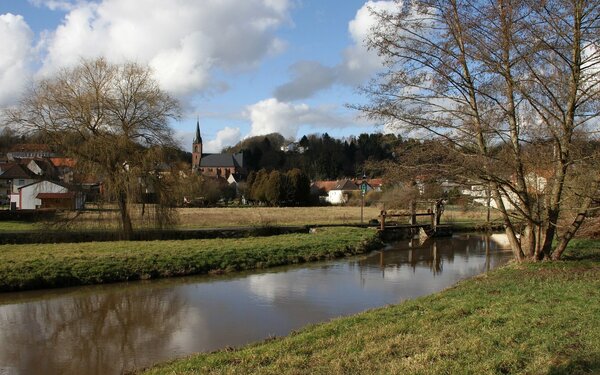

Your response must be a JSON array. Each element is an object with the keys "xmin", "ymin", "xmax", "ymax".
[
  {"xmin": 380, "ymin": 210, "xmax": 386, "ymax": 231},
  {"xmin": 430, "ymin": 210, "xmax": 435, "ymax": 229},
  {"xmin": 409, "ymin": 200, "xmax": 416, "ymax": 225}
]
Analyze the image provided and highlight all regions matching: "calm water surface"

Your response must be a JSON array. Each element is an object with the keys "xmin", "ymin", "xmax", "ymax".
[{"xmin": 0, "ymin": 233, "xmax": 512, "ymax": 374}]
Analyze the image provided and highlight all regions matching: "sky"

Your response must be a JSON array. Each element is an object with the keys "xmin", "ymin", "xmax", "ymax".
[{"xmin": 0, "ymin": 0, "xmax": 396, "ymax": 153}]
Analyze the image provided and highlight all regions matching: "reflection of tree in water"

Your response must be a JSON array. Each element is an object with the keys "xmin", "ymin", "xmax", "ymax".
[
  {"xmin": 358, "ymin": 235, "xmax": 499, "ymax": 275},
  {"xmin": 0, "ymin": 287, "xmax": 186, "ymax": 375}
]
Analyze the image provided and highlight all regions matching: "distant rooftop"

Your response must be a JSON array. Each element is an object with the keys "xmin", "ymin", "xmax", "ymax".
[
  {"xmin": 200, "ymin": 153, "xmax": 243, "ymax": 168},
  {"xmin": 9, "ymin": 144, "xmax": 52, "ymax": 152}
]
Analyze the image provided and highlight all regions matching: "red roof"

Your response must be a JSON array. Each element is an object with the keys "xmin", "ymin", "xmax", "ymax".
[
  {"xmin": 36, "ymin": 192, "xmax": 76, "ymax": 199},
  {"xmin": 367, "ymin": 178, "xmax": 383, "ymax": 187},
  {"xmin": 50, "ymin": 158, "xmax": 76, "ymax": 168}
]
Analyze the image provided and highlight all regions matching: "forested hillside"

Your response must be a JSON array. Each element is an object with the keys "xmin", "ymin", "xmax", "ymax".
[{"xmin": 223, "ymin": 132, "xmax": 409, "ymax": 179}]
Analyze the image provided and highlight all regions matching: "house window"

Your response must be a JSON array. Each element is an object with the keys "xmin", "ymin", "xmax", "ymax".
[{"xmin": 18, "ymin": 179, "xmax": 25, "ymax": 185}]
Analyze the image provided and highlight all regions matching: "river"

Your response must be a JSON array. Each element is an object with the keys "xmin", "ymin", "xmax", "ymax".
[{"xmin": 0, "ymin": 233, "xmax": 512, "ymax": 374}]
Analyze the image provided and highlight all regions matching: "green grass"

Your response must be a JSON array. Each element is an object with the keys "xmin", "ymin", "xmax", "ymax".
[
  {"xmin": 144, "ymin": 241, "xmax": 600, "ymax": 375},
  {"xmin": 0, "ymin": 227, "xmax": 381, "ymax": 292},
  {"xmin": 0, "ymin": 221, "xmax": 40, "ymax": 232}
]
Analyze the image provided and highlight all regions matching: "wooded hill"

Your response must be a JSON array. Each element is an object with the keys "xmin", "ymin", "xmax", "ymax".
[{"xmin": 222, "ymin": 132, "xmax": 412, "ymax": 180}]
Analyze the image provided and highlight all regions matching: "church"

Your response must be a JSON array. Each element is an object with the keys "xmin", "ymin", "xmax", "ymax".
[{"xmin": 192, "ymin": 120, "xmax": 246, "ymax": 181}]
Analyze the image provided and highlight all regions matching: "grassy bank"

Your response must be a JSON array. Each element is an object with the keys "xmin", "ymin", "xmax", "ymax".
[
  {"xmin": 0, "ymin": 227, "xmax": 381, "ymax": 292},
  {"xmin": 0, "ymin": 221, "xmax": 41, "ymax": 232},
  {"xmin": 144, "ymin": 240, "xmax": 600, "ymax": 375}
]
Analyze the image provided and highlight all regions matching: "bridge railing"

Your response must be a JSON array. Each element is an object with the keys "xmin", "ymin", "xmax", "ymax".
[{"xmin": 379, "ymin": 211, "xmax": 435, "ymax": 231}]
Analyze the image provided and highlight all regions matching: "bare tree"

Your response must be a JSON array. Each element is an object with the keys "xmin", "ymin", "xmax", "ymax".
[
  {"xmin": 6, "ymin": 58, "xmax": 181, "ymax": 239},
  {"xmin": 358, "ymin": 0, "xmax": 600, "ymax": 260}
]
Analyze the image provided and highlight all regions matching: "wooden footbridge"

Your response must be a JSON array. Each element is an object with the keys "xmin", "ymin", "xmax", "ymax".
[{"xmin": 378, "ymin": 200, "xmax": 452, "ymax": 239}]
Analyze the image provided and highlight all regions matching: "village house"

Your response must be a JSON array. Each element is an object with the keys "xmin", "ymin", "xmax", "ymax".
[
  {"xmin": 311, "ymin": 178, "xmax": 377, "ymax": 205},
  {"xmin": 191, "ymin": 120, "xmax": 245, "ymax": 182},
  {"xmin": 6, "ymin": 144, "xmax": 56, "ymax": 161},
  {"xmin": 0, "ymin": 151, "xmax": 85, "ymax": 210},
  {"xmin": 0, "ymin": 164, "xmax": 39, "ymax": 208},
  {"xmin": 49, "ymin": 158, "xmax": 76, "ymax": 183},
  {"xmin": 13, "ymin": 180, "xmax": 84, "ymax": 210},
  {"xmin": 461, "ymin": 172, "xmax": 549, "ymax": 210}
]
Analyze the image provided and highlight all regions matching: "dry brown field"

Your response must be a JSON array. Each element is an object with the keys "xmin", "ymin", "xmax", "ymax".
[
  {"xmin": 2, "ymin": 204, "xmax": 500, "ymax": 232},
  {"xmin": 176, "ymin": 206, "xmax": 384, "ymax": 228},
  {"xmin": 59, "ymin": 205, "xmax": 385, "ymax": 229}
]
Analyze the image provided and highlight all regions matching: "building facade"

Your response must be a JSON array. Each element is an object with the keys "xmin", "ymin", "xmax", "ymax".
[{"xmin": 191, "ymin": 121, "xmax": 245, "ymax": 180}]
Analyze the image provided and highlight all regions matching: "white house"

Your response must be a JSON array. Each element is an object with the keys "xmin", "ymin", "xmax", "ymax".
[
  {"xmin": 14, "ymin": 180, "xmax": 84, "ymax": 210},
  {"xmin": 462, "ymin": 172, "xmax": 548, "ymax": 210},
  {"xmin": 326, "ymin": 179, "xmax": 371, "ymax": 205}
]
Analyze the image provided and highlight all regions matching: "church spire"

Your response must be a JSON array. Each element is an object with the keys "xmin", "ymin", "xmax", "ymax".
[
  {"xmin": 192, "ymin": 118, "xmax": 203, "ymax": 173},
  {"xmin": 193, "ymin": 117, "xmax": 202, "ymax": 144}
]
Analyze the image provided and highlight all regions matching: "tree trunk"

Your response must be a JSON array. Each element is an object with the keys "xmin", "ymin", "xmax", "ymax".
[
  {"xmin": 552, "ymin": 191, "xmax": 596, "ymax": 260},
  {"xmin": 552, "ymin": 212, "xmax": 586, "ymax": 260},
  {"xmin": 117, "ymin": 192, "xmax": 133, "ymax": 240},
  {"xmin": 491, "ymin": 183, "xmax": 524, "ymax": 261}
]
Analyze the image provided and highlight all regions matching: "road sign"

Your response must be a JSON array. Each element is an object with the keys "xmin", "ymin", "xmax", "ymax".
[{"xmin": 360, "ymin": 181, "xmax": 368, "ymax": 195}]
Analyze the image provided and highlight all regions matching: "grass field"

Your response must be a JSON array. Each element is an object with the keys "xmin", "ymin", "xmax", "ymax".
[
  {"xmin": 0, "ymin": 227, "xmax": 381, "ymax": 292},
  {"xmin": 176, "ymin": 206, "xmax": 384, "ymax": 228},
  {"xmin": 144, "ymin": 240, "xmax": 600, "ymax": 375},
  {"xmin": 0, "ymin": 221, "xmax": 42, "ymax": 232},
  {"xmin": 0, "ymin": 204, "xmax": 498, "ymax": 232}
]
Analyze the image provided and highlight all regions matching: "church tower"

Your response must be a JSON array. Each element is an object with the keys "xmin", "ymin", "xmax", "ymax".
[{"xmin": 192, "ymin": 119, "xmax": 202, "ymax": 173}]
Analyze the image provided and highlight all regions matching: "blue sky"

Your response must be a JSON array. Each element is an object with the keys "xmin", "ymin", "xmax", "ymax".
[{"xmin": 0, "ymin": 0, "xmax": 395, "ymax": 152}]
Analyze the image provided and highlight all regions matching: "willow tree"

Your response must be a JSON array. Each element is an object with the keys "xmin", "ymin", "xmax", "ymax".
[
  {"xmin": 358, "ymin": 0, "xmax": 600, "ymax": 260},
  {"xmin": 7, "ymin": 58, "xmax": 181, "ymax": 239}
]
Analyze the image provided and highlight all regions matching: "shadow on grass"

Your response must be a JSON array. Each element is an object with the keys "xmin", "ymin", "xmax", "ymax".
[
  {"xmin": 547, "ymin": 355, "xmax": 600, "ymax": 375},
  {"xmin": 562, "ymin": 248, "xmax": 600, "ymax": 262}
]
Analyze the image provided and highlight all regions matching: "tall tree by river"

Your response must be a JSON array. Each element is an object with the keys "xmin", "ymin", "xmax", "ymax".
[
  {"xmin": 6, "ymin": 58, "xmax": 181, "ymax": 239},
  {"xmin": 357, "ymin": 0, "xmax": 600, "ymax": 261}
]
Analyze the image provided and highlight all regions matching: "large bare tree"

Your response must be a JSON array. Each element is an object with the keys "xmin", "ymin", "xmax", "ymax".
[
  {"xmin": 358, "ymin": 0, "xmax": 600, "ymax": 260},
  {"xmin": 6, "ymin": 58, "xmax": 181, "ymax": 239}
]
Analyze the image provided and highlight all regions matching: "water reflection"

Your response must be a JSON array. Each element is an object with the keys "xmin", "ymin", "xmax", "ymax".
[
  {"xmin": 359, "ymin": 234, "xmax": 509, "ymax": 277},
  {"xmin": 0, "ymin": 233, "xmax": 511, "ymax": 375},
  {"xmin": 0, "ymin": 287, "xmax": 186, "ymax": 374}
]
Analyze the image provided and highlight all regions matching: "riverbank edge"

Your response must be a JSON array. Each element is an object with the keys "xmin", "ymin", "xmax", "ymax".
[
  {"xmin": 0, "ymin": 226, "xmax": 311, "ymax": 245},
  {"xmin": 0, "ymin": 227, "xmax": 383, "ymax": 293},
  {"xmin": 142, "ymin": 240, "xmax": 600, "ymax": 375}
]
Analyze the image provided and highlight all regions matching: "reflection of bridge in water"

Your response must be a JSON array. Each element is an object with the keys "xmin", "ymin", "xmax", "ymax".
[{"xmin": 359, "ymin": 234, "xmax": 510, "ymax": 278}]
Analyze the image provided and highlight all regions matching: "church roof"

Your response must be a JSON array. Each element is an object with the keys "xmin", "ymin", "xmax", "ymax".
[
  {"xmin": 193, "ymin": 120, "xmax": 202, "ymax": 144},
  {"xmin": 200, "ymin": 153, "xmax": 244, "ymax": 168}
]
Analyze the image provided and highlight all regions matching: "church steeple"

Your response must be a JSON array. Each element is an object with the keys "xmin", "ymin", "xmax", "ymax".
[
  {"xmin": 192, "ymin": 118, "xmax": 203, "ymax": 173},
  {"xmin": 193, "ymin": 118, "xmax": 202, "ymax": 144}
]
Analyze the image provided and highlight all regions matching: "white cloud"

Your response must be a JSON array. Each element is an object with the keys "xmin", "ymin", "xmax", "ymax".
[
  {"xmin": 204, "ymin": 126, "xmax": 242, "ymax": 153},
  {"xmin": 247, "ymin": 98, "xmax": 309, "ymax": 138},
  {"xmin": 28, "ymin": 0, "xmax": 77, "ymax": 11},
  {"xmin": 274, "ymin": 1, "xmax": 397, "ymax": 100},
  {"xmin": 338, "ymin": 0, "xmax": 397, "ymax": 85},
  {"xmin": 246, "ymin": 98, "xmax": 362, "ymax": 139},
  {"xmin": 0, "ymin": 14, "xmax": 34, "ymax": 107},
  {"xmin": 36, "ymin": 0, "xmax": 292, "ymax": 96}
]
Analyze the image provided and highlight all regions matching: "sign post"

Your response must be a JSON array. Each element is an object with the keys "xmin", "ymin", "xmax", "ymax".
[{"xmin": 360, "ymin": 172, "xmax": 367, "ymax": 225}]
